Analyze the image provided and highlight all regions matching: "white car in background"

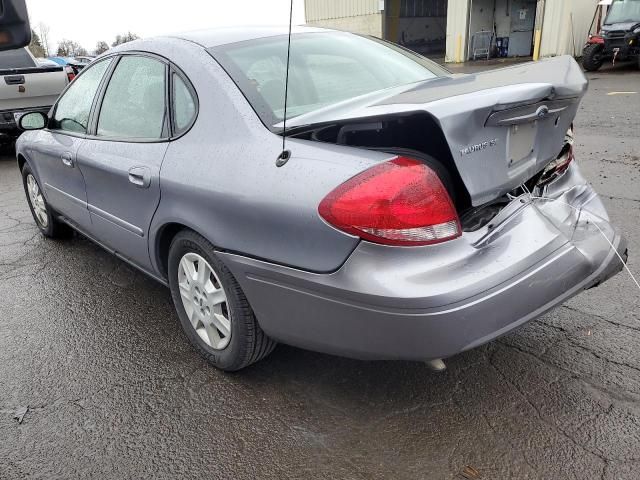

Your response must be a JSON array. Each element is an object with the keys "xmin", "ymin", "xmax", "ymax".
[
  {"xmin": 73, "ymin": 56, "xmax": 95, "ymax": 65},
  {"xmin": 36, "ymin": 58, "xmax": 60, "ymax": 67}
]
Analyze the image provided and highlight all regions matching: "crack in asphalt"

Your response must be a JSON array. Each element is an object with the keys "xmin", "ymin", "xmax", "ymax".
[
  {"xmin": 488, "ymin": 348, "xmax": 610, "ymax": 471},
  {"xmin": 606, "ymin": 195, "xmax": 640, "ymax": 204},
  {"xmin": 480, "ymin": 411, "xmax": 540, "ymax": 477},
  {"xmin": 562, "ymin": 305, "xmax": 640, "ymax": 334},
  {"xmin": 498, "ymin": 338, "xmax": 640, "ymax": 404},
  {"xmin": 566, "ymin": 340, "xmax": 640, "ymax": 375}
]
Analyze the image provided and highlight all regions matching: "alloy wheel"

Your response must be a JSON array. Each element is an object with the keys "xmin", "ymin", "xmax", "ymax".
[
  {"xmin": 177, "ymin": 252, "xmax": 231, "ymax": 350},
  {"xmin": 26, "ymin": 174, "xmax": 48, "ymax": 228}
]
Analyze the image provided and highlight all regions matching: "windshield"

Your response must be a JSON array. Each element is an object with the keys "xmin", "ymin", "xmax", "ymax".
[
  {"xmin": 605, "ymin": 0, "xmax": 640, "ymax": 24},
  {"xmin": 209, "ymin": 32, "xmax": 448, "ymax": 128}
]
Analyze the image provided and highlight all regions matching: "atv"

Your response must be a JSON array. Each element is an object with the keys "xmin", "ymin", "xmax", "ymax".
[{"xmin": 582, "ymin": 0, "xmax": 640, "ymax": 71}]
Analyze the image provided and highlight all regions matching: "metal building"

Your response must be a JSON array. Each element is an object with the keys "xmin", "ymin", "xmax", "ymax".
[
  {"xmin": 305, "ymin": 0, "xmax": 385, "ymax": 36},
  {"xmin": 304, "ymin": 0, "xmax": 600, "ymax": 63}
]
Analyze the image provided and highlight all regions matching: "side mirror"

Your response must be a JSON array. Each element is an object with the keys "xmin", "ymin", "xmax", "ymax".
[
  {"xmin": 18, "ymin": 111, "xmax": 47, "ymax": 131},
  {"xmin": 0, "ymin": 0, "xmax": 31, "ymax": 52}
]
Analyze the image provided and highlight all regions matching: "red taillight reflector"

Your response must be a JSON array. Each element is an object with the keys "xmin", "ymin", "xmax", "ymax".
[
  {"xmin": 556, "ymin": 145, "xmax": 574, "ymax": 174},
  {"xmin": 319, "ymin": 156, "xmax": 461, "ymax": 246},
  {"xmin": 538, "ymin": 128, "xmax": 575, "ymax": 186}
]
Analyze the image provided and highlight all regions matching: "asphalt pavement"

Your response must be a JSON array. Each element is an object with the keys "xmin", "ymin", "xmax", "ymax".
[{"xmin": 1, "ymin": 61, "xmax": 639, "ymax": 480}]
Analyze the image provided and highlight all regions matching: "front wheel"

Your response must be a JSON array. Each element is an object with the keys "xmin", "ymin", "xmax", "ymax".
[
  {"xmin": 21, "ymin": 163, "xmax": 72, "ymax": 238},
  {"xmin": 167, "ymin": 230, "xmax": 276, "ymax": 371},
  {"xmin": 582, "ymin": 43, "xmax": 604, "ymax": 71}
]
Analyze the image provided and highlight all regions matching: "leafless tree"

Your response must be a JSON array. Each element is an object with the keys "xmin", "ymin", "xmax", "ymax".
[
  {"xmin": 57, "ymin": 39, "xmax": 88, "ymax": 57},
  {"xmin": 95, "ymin": 41, "xmax": 110, "ymax": 55},
  {"xmin": 112, "ymin": 32, "xmax": 140, "ymax": 47},
  {"xmin": 38, "ymin": 23, "xmax": 51, "ymax": 57}
]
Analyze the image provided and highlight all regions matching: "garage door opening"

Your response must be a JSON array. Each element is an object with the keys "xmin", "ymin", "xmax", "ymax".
[
  {"xmin": 468, "ymin": 0, "xmax": 538, "ymax": 60},
  {"xmin": 386, "ymin": 0, "xmax": 448, "ymax": 60}
]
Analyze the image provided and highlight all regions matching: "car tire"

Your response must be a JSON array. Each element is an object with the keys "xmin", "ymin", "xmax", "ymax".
[
  {"xmin": 582, "ymin": 44, "xmax": 604, "ymax": 71},
  {"xmin": 21, "ymin": 163, "xmax": 72, "ymax": 239},
  {"xmin": 168, "ymin": 230, "xmax": 276, "ymax": 371}
]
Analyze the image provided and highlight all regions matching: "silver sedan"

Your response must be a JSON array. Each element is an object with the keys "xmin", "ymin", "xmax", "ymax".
[{"xmin": 15, "ymin": 27, "xmax": 627, "ymax": 371}]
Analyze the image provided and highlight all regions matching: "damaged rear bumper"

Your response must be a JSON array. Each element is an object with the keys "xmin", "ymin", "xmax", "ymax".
[{"xmin": 219, "ymin": 163, "xmax": 627, "ymax": 361}]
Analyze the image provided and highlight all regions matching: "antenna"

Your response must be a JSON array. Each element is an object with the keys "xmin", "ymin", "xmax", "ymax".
[{"xmin": 276, "ymin": 0, "xmax": 294, "ymax": 167}]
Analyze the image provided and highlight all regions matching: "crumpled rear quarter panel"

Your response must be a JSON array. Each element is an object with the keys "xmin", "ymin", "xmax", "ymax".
[{"xmin": 218, "ymin": 164, "xmax": 626, "ymax": 361}]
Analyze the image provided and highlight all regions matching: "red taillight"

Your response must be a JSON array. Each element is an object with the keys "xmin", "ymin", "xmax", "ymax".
[
  {"xmin": 555, "ymin": 144, "xmax": 574, "ymax": 175},
  {"xmin": 65, "ymin": 66, "xmax": 76, "ymax": 83},
  {"xmin": 319, "ymin": 156, "xmax": 461, "ymax": 246}
]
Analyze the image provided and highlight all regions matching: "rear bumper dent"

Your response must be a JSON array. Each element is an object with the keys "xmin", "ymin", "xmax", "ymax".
[{"xmin": 219, "ymin": 164, "xmax": 627, "ymax": 361}]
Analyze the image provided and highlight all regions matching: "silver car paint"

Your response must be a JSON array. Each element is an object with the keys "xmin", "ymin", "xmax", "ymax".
[
  {"xmin": 142, "ymin": 37, "xmax": 384, "ymax": 273},
  {"xmin": 16, "ymin": 28, "xmax": 626, "ymax": 362},
  {"xmin": 78, "ymin": 139, "xmax": 168, "ymax": 270},
  {"xmin": 218, "ymin": 164, "xmax": 626, "ymax": 360},
  {"xmin": 24, "ymin": 131, "xmax": 92, "ymax": 232}
]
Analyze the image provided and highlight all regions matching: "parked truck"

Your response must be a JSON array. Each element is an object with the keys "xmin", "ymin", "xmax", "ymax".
[{"xmin": 0, "ymin": 47, "xmax": 70, "ymax": 143}]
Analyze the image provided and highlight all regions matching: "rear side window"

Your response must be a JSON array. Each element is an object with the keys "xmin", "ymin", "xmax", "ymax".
[
  {"xmin": 97, "ymin": 56, "xmax": 167, "ymax": 139},
  {"xmin": 0, "ymin": 48, "xmax": 36, "ymax": 69},
  {"xmin": 52, "ymin": 58, "xmax": 113, "ymax": 134},
  {"xmin": 172, "ymin": 73, "xmax": 196, "ymax": 134}
]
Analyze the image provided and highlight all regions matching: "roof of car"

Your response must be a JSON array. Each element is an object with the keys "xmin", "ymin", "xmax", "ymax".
[{"xmin": 167, "ymin": 25, "xmax": 332, "ymax": 48}]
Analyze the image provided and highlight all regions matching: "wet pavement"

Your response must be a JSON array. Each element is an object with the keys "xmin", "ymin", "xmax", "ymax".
[{"xmin": 1, "ymin": 63, "xmax": 639, "ymax": 479}]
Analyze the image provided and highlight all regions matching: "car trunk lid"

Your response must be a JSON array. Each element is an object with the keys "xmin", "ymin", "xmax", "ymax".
[{"xmin": 281, "ymin": 56, "xmax": 587, "ymax": 206}]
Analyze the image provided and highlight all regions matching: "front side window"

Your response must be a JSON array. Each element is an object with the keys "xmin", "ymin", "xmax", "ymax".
[
  {"xmin": 52, "ymin": 58, "xmax": 113, "ymax": 134},
  {"xmin": 210, "ymin": 32, "xmax": 448, "ymax": 128},
  {"xmin": 97, "ymin": 56, "xmax": 167, "ymax": 139}
]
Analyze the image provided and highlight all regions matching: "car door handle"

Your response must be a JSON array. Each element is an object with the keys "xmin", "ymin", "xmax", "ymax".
[
  {"xmin": 61, "ymin": 153, "xmax": 74, "ymax": 168},
  {"xmin": 128, "ymin": 167, "xmax": 151, "ymax": 188},
  {"xmin": 5, "ymin": 75, "xmax": 25, "ymax": 85}
]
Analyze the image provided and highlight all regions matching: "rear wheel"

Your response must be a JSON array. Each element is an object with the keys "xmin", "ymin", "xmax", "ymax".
[
  {"xmin": 21, "ymin": 163, "xmax": 72, "ymax": 238},
  {"xmin": 168, "ymin": 230, "xmax": 276, "ymax": 371},
  {"xmin": 582, "ymin": 43, "xmax": 604, "ymax": 71}
]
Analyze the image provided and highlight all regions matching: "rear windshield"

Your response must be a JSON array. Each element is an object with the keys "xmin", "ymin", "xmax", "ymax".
[
  {"xmin": 605, "ymin": 0, "xmax": 640, "ymax": 24},
  {"xmin": 209, "ymin": 32, "xmax": 447, "ymax": 128},
  {"xmin": 0, "ymin": 48, "xmax": 36, "ymax": 69}
]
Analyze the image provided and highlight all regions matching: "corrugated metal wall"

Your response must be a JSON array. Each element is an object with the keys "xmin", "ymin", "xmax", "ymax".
[
  {"xmin": 305, "ymin": 0, "xmax": 381, "ymax": 21},
  {"xmin": 539, "ymin": 0, "xmax": 597, "ymax": 57},
  {"xmin": 451, "ymin": 0, "xmax": 597, "ymax": 61},
  {"xmin": 445, "ymin": 0, "xmax": 470, "ymax": 62},
  {"xmin": 305, "ymin": 0, "xmax": 598, "ymax": 61}
]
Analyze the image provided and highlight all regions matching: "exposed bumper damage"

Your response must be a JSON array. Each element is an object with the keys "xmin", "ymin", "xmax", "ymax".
[{"xmin": 219, "ymin": 163, "xmax": 627, "ymax": 362}]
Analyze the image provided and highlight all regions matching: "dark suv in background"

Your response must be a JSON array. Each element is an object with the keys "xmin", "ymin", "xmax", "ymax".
[{"xmin": 583, "ymin": 0, "xmax": 640, "ymax": 71}]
